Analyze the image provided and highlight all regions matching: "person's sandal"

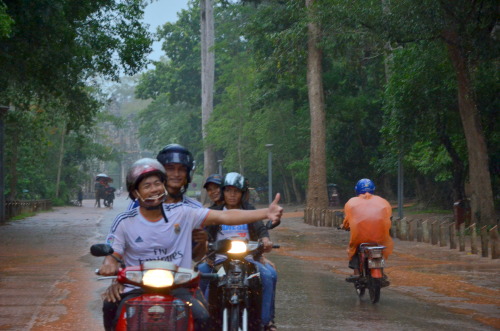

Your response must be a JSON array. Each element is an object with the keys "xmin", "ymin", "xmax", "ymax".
[{"xmin": 265, "ymin": 321, "xmax": 277, "ymax": 331}]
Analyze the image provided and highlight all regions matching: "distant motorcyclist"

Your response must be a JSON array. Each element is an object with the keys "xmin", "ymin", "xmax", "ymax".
[
  {"xmin": 103, "ymin": 186, "xmax": 116, "ymax": 208},
  {"xmin": 342, "ymin": 178, "xmax": 393, "ymax": 283}
]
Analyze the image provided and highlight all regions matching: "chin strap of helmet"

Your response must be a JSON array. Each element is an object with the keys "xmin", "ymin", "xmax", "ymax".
[{"xmin": 135, "ymin": 188, "xmax": 168, "ymax": 210}]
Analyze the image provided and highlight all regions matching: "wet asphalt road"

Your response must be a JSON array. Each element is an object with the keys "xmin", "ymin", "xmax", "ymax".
[
  {"xmin": 272, "ymin": 253, "xmax": 495, "ymax": 331},
  {"xmin": 0, "ymin": 196, "xmax": 498, "ymax": 330}
]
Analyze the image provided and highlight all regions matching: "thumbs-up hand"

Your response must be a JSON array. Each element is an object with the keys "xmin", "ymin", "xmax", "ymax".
[{"xmin": 267, "ymin": 193, "xmax": 283, "ymax": 224}]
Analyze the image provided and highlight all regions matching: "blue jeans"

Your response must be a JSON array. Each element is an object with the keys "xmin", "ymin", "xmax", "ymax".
[
  {"xmin": 197, "ymin": 262, "xmax": 213, "ymax": 298},
  {"xmin": 252, "ymin": 259, "xmax": 277, "ymax": 325},
  {"xmin": 198, "ymin": 258, "xmax": 277, "ymax": 326}
]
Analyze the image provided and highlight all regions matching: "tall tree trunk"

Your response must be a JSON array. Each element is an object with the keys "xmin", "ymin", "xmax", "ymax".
[
  {"xmin": 0, "ymin": 107, "xmax": 6, "ymax": 221},
  {"xmin": 305, "ymin": 0, "xmax": 328, "ymax": 209},
  {"xmin": 55, "ymin": 125, "xmax": 66, "ymax": 199},
  {"xmin": 436, "ymin": 120, "xmax": 465, "ymax": 202},
  {"xmin": 444, "ymin": 30, "xmax": 495, "ymax": 226},
  {"xmin": 8, "ymin": 127, "xmax": 19, "ymax": 200},
  {"xmin": 291, "ymin": 174, "xmax": 303, "ymax": 204},
  {"xmin": 200, "ymin": 0, "xmax": 216, "ymax": 203},
  {"xmin": 281, "ymin": 172, "xmax": 291, "ymax": 204}
]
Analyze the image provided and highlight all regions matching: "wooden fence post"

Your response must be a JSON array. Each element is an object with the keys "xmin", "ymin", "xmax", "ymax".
[
  {"xmin": 416, "ymin": 220, "xmax": 423, "ymax": 242},
  {"xmin": 480, "ymin": 226, "xmax": 489, "ymax": 258},
  {"xmin": 408, "ymin": 219, "xmax": 415, "ymax": 241},
  {"xmin": 422, "ymin": 220, "xmax": 430, "ymax": 243},
  {"xmin": 449, "ymin": 223, "xmax": 457, "ymax": 249},
  {"xmin": 395, "ymin": 218, "xmax": 401, "ymax": 239},
  {"xmin": 459, "ymin": 223, "xmax": 465, "ymax": 252},
  {"xmin": 490, "ymin": 226, "xmax": 499, "ymax": 259},
  {"xmin": 439, "ymin": 222, "xmax": 447, "ymax": 247},
  {"xmin": 470, "ymin": 223, "xmax": 477, "ymax": 254},
  {"xmin": 400, "ymin": 218, "xmax": 408, "ymax": 241},
  {"xmin": 431, "ymin": 221, "xmax": 439, "ymax": 245}
]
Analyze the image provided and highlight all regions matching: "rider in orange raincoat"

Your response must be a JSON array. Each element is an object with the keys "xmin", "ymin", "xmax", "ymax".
[{"xmin": 342, "ymin": 179, "xmax": 393, "ymax": 282}]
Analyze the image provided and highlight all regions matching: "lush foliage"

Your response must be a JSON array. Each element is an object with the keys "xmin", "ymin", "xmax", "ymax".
[
  {"xmin": 6, "ymin": 0, "xmax": 493, "ymax": 211},
  {"xmin": 132, "ymin": 0, "xmax": 498, "ymax": 210},
  {"xmin": 0, "ymin": 0, "xmax": 153, "ymax": 203}
]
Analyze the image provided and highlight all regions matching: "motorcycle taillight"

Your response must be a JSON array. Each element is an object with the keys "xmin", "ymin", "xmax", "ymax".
[
  {"xmin": 366, "ymin": 247, "xmax": 384, "ymax": 258},
  {"xmin": 125, "ymin": 300, "xmax": 190, "ymax": 331}
]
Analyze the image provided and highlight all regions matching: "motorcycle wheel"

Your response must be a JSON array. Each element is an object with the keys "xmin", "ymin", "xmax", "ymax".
[
  {"xmin": 368, "ymin": 278, "xmax": 381, "ymax": 303},
  {"xmin": 230, "ymin": 305, "xmax": 240, "ymax": 331}
]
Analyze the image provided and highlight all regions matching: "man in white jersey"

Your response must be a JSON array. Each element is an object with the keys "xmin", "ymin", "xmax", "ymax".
[
  {"xmin": 100, "ymin": 158, "xmax": 283, "ymax": 331},
  {"xmin": 127, "ymin": 143, "xmax": 207, "ymax": 261}
]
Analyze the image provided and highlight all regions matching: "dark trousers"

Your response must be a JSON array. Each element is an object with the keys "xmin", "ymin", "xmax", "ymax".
[{"xmin": 102, "ymin": 288, "xmax": 210, "ymax": 331}]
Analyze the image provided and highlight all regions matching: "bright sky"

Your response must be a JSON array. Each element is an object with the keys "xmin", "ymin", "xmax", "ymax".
[{"xmin": 143, "ymin": 0, "xmax": 189, "ymax": 63}]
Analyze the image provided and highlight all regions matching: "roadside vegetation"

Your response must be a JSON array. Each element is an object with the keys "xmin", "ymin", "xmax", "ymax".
[{"xmin": 1, "ymin": 0, "xmax": 497, "ymax": 226}]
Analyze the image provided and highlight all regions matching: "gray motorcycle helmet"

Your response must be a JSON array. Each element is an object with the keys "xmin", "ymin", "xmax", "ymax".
[{"xmin": 222, "ymin": 172, "xmax": 248, "ymax": 192}]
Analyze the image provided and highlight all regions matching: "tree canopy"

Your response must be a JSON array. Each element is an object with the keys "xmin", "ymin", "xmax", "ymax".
[
  {"xmin": 3, "ymin": 0, "xmax": 497, "ymax": 224},
  {"xmin": 0, "ymin": 0, "xmax": 153, "ymax": 203}
]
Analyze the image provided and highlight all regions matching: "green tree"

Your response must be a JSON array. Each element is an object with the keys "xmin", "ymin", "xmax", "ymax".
[
  {"xmin": 318, "ymin": 0, "xmax": 498, "ymax": 223},
  {"xmin": 0, "ymin": 1, "xmax": 12, "ymax": 38},
  {"xmin": 1, "ymin": 0, "xmax": 153, "ymax": 202},
  {"xmin": 382, "ymin": 0, "xmax": 497, "ymax": 224}
]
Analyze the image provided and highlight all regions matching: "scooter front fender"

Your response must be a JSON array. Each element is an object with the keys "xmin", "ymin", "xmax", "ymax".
[{"xmin": 115, "ymin": 294, "xmax": 194, "ymax": 331}]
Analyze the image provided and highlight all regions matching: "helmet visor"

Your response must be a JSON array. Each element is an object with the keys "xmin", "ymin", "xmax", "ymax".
[{"xmin": 159, "ymin": 152, "xmax": 193, "ymax": 168}]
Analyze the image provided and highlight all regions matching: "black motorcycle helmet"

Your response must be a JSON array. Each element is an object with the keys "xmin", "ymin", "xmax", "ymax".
[{"xmin": 156, "ymin": 144, "xmax": 195, "ymax": 187}]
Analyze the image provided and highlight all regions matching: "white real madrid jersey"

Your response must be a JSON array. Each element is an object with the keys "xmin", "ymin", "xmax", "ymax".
[{"xmin": 106, "ymin": 202, "xmax": 209, "ymax": 269}]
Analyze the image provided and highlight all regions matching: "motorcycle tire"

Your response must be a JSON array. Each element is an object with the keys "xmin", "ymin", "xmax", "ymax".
[
  {"xmin": 230, "ymin": 305, "xmax": 240, "ymax": 331},
  {"xmin": 368, "ymin": 278, "xmax": 381, "ymax": 303}
]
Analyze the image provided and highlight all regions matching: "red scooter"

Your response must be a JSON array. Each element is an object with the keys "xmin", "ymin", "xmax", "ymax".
[{"xmin": 91, "ymin": 244, "xmax": 202, "ymax": 331}]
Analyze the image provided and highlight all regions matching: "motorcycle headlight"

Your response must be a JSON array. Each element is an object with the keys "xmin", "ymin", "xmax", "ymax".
[
  {"xmin": 142, "ymin": 269, "xmax": 174, "ymax": 288},
  {"xmin": 125, "ymin": 271, "xmax": 143, "ymax": 284},
  {"xmin": 228, "ymin": 241, "xmax": 247, "ymax": 254}
]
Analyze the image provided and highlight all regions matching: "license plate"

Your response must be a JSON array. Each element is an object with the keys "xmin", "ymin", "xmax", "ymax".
[{"xmin": 368, "ymin": 258, "xmax": 384, "ymax": 268}]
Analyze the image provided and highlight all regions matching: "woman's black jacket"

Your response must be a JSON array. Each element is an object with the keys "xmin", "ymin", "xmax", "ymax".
[{"xmin": 205, "ymin": 202, "xmax": 270, "ymax": 242}]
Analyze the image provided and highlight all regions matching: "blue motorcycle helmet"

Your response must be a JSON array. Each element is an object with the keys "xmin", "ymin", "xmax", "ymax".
[{"xmin": 355, "ymin": 178, "xmax": 375, "ymax": 195}]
